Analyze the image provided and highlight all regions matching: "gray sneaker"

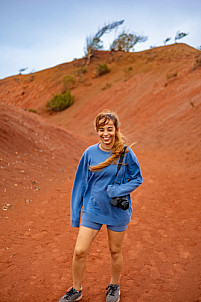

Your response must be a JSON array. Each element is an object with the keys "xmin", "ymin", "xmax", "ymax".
[
  {"xmin": 106, "ymin": 284, "xmax": 120, "ymax": 302},
  {"xmin": 59, "ymin": 287, "xmax": 82, "ymax": 302}
]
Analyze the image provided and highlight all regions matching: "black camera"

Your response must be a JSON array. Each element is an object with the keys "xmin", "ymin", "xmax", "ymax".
[{"xmin": 110, "ymin": 196, "xmax": 129, "ymax": 211}]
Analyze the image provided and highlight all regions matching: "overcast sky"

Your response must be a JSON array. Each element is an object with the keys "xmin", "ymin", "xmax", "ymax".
[{"xmin": 0, "ymin": 0, "xmax": 200, "ymax": 79}]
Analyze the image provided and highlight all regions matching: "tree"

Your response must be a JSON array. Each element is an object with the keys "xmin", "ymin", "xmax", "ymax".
[
  {"xmin": 110, "ymin": 31, "xmax": 148, "ymax": 52},
  {"xmin": 175, "ymin": 31, "xmax": 188, "ymax": 43},
  {"xmin": 19, "ymin": 67, "xmax": 27, "ymax": 74},
  {"xmin": 84, "ymin": 20, "xmax": 124, "ymax": 64},
  {"xmin": 164, "ymin": 37, "xmax": 171, "ymax": 45},
  {"xmin": 110, "ymin": 31, "xmax": 148, "ymax": 51}
]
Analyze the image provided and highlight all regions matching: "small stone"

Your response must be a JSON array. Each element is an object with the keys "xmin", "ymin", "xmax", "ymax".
[
  {"xmin": 25, "ymin": 199, "xmax": 32, "ymax": 204},
  {"xmin": 3, "ymin": 204, "xmax": 11, "ymax": 210}
]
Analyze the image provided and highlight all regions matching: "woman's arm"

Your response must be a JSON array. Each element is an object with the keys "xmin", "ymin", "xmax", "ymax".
[
  {"xmin": 107, "ymin": 149, "xmax": 143, "ymax": 198},
  {"xmin": 71, "ymin": 152, "xmax": 89, "ymax": 227}
]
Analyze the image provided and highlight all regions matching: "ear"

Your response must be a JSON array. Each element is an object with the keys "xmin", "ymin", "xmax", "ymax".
[{"xmin": 116, "ymin": 126, "xmax": 120, "ymax": 132}]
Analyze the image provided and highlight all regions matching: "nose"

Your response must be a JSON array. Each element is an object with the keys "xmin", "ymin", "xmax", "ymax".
[{"xmin": 102, "ymin": 130, "xmax": 109, "ymax": 135}]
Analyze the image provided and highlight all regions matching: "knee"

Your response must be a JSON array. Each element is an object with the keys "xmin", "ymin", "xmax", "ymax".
[
  {"xmin": 74, "ymin": 247, "xmax": 88, "ymax": 260},
  {"xmin": 110, "ymin": 247, "xmax": 122, "ymax": 260}
]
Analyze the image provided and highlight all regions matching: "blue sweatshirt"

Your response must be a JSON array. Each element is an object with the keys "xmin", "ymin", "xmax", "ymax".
[{"xmin": 71, "ymin": 143, "xmax": 143, "ymax": 227}]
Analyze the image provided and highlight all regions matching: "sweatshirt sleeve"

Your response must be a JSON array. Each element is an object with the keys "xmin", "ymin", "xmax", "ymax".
[
  {"xmin": 71, "ymin": 151, "xmax": 89, "ymax": 227},
  {"xmin": 107, "ymin": 148, "xmax": 143, "ymax": 198}
]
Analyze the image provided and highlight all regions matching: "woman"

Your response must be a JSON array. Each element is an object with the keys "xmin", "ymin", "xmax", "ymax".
[{"xmin": 59, "ymin": 110, "xmax": 143, "ymax": 302}]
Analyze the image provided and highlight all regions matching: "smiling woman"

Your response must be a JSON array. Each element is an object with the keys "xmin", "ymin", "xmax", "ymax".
[
  {"xmin": 59, "ymin": 109, "xmax": 143, "ymax": 302},
  {"xmin": 89, "ymin": 111, "xmax": 125, "ymax": 172},
  {"xmin": 98, "ymin": 121, "xmax": 116, "ymax": 149}
]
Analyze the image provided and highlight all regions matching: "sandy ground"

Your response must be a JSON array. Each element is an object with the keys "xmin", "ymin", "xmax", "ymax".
[
  {"xmin": 1, "ymin": 103, "xmax": 201, "ymax": 302},
  {"xmin": 1, "ymin": 44, "xmax": 201, "ymax": 301}
]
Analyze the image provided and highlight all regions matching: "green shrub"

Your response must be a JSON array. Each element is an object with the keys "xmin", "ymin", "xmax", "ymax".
[
  {"xmin": 28, "ymin": 109, "xmax": 37, "ymax": 113},
  {"xmin": 96, "ymin": 63, "xmax": 110, "ymax": 77},
  {"xmin": 102, "ymin": 82, "xmax": 112, "ymax": 90},
  {"xmin": 62, "ymin": 75, "xmax": 76, "ymax": 92},
  {"xmin": 46, "ymin": 91, "xmax": 74, "ymax": 112},
  {"xmin": 192, "ymin": 54, "xmax": 201, "ymax": 70},
  {"xmin": 124, "ymin": 66, "xmax": 133, "ymax": 73},
  {"xmin": 195, "ymin": 56, "xmax": 201, "ymax": 66},
  {"xmin": 167, "ymin": 72, "xmax": 177, "ymax": 80},
  {"xmin": 76, "ymin": 67, "xmax": 87, "ymax": 76}
]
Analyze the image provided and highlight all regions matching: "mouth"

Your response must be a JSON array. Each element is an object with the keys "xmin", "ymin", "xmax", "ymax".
[{"xmin": 102, "ymin": 137, "xmax": 112, "ymax": 143}]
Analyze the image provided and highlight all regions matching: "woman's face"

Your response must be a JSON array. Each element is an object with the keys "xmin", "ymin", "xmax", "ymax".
[{"xmin": 97, "ymin": 119, "xmax": 117, "ymax": 149}]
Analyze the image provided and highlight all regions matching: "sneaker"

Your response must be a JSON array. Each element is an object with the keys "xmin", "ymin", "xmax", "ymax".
[
  {"xmin": 59, "ymin": 286, "xmax": 82, "ymax": 302},
  {"xmin": 106, "ymin": 284, "xmax": 120, "ymax": 302}
]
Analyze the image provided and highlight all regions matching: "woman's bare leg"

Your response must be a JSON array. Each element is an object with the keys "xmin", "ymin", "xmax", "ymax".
[
  {"xmin": 72, "ymin": 226, "xmax": 99, "ymax": 290},
  {"xmin": 107, "ymin": 229, "xmax": 126, "ymax": 284}
]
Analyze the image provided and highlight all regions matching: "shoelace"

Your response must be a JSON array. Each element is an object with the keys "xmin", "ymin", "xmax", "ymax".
[{"xmin": 106, "ymin": 284, "xmax": 119, "ymax": 296}]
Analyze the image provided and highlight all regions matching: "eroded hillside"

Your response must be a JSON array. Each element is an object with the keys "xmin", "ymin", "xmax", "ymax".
[
  {"xmin": 0, "ymin": 44, "xmax": 201, "ymax": 302},
  {"xmin": 1, "ymin": 44, "xmax": 200, "ymax": 153}
]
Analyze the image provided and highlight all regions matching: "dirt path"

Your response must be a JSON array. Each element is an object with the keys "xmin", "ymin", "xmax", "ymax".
[{"xmin": 1, "ymin": 146, "xmax": 201, "ymax": 302}]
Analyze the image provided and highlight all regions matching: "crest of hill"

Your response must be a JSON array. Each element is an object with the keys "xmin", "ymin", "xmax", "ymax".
[{"xmin": 0, "ymin": 43, "xmax": 200, "ymax": 113}]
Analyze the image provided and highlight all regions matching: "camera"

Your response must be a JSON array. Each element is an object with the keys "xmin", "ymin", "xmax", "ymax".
[{"xmin": 110, "ymin": 196, "xmax": 129, "ymax": 211}]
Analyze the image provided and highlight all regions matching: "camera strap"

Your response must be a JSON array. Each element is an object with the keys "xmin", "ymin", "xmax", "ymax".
[{"xmin": 112, "ymin": 146, "xmax": 127, "ymax": 185}]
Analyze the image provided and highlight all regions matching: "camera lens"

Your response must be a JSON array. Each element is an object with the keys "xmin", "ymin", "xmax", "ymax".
[{"xmin": 120, "ymin": 200, "xmax": 129, "ymax": 210}]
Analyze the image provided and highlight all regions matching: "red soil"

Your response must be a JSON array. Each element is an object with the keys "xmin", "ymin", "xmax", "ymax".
[{"xmin": 0, "ymin": 43, "xmax": 201, "ymax": 302}]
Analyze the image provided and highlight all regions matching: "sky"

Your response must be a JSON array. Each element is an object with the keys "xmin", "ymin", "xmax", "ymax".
[{"xmin": 0, "ymin": 0, "xmax": 201, "ymax": 79}]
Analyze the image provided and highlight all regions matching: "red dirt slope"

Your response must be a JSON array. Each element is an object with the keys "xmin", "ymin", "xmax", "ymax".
[{"xmin": 0, "ymin": 43, "xmax": 201, "ymax": 302}]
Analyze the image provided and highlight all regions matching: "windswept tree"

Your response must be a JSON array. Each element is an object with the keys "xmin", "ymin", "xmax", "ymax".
[
  {"xmin": 84, "ymin": 20, "xmax": 124, "ymax": 64},
  {"xmin": 110, "ymin": 31, "xmax": 148, "ymax": 52},
  {"xmin": 19, "ymin": 67, "xmax": 28, "ymax": 74},
  {"xmin": 175, "ymin": 31, "xmax": 188, "ymax": 43},
  {"xmin": 164, "ymin": 37, "xmax": 171, "ymax": 45}
]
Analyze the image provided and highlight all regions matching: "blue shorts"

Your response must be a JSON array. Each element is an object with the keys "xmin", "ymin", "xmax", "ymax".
[{"xmin": 81, "ymin": 219, "xmax": 128, "ymax": 232}]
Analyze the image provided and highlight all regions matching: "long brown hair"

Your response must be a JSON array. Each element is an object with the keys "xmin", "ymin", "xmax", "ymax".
[{"xmin": 89, "ymin": 110, "xmax": 126, "ymax": 172}]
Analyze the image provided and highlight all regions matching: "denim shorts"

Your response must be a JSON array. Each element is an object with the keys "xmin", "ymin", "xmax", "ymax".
[{"xmin": 81, "ymin": 218, "xmax": 128, "ymax": 232}]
